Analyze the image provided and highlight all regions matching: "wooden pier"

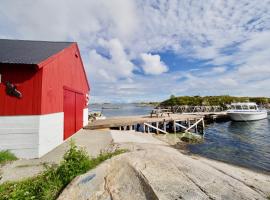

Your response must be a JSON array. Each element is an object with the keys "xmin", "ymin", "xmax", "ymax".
[{"xmin": 84, "ymin": 114, "xmax": 207, "ymax": 135}]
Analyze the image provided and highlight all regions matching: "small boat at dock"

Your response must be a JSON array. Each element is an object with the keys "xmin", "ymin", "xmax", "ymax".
[
  {"xmin": 88, "ymin": 111, "xmax": 106, "ymax": 121},
  {"xmin": 227, "ymin": 102, "xmax": 268, "ymax": 121}
]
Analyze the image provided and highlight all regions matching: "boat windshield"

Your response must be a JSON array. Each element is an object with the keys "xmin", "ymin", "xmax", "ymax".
[
  {"xmin": 242, "ymin": 105, "xmax": 249, "ymax": 110},
  {"xmin": 235, "ymin": 105, "xmax": 242, "ymax": 110},
  {"xmin": 249, "ymin": 105, "xmax": 257, "ymax": 110}
]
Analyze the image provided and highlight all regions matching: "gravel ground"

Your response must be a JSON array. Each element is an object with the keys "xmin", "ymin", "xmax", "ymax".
[{"xmin": 0, "ymin": 129, "xmax": 112, "ymax": 184}]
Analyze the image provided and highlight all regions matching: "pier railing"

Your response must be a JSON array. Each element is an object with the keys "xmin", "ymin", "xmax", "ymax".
[{"xmin": 160, "ymin": 105, "xmax": 226, "ymax": 113}]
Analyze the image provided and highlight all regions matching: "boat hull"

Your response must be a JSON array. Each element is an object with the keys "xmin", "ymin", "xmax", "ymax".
[{"xmin": 227, "ymin": 111, "xmax": 268, "ymax": 121}]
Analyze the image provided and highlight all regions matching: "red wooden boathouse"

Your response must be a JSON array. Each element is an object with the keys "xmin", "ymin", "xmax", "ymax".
[{"xmin": 0, "ymin": 39, "xmax": 90, "ymax": 158}]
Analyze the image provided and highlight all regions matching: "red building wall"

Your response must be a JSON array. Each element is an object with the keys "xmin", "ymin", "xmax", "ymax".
[
  {"xmin": 0, "ymin": 65, "xmax": 42, "ymax": 115},
  {"xmin": 0, "ymin": 43, "xmax": 89, "ymax": 116},
  {"xmin": 40, "ymin": 43, "xmax": 89, "ymax": 115}
]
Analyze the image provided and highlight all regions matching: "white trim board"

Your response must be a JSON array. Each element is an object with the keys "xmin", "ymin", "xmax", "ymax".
[
  {"xmin": 0, "ymin": 112, "xmax": 64, "ymax": 159},
  {"xmin": 83, "ymin": 108, "xmax": 89, "ymax": 127}
]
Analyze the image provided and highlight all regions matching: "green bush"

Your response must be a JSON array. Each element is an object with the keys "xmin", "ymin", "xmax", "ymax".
[
  {"xmin": 0, "ymin": 141, "xmax": 126, "ymax": 200},
  {"xmin": 160, "ymin": 95, "xmax": 270, "ymax": 107},
  {"xmin": 57, "ymin": 141, "xmax": 91, "ymax": 186},
  {"xmin": 0, "ymin": 150, "xmax": 17, "ymax": 165}
]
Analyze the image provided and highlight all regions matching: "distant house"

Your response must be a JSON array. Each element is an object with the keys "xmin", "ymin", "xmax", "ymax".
[{"xmin": 0, "ymin": 39, "xmax": 90, "ymax": 158}]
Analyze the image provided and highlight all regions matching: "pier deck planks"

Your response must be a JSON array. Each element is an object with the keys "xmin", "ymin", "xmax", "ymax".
[{"xmin": 84, "ymin": 114, "xmax": 204, "ymax": 130}]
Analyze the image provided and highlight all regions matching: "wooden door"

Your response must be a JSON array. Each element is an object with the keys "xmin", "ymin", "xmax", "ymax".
[
  {"xmin": 75, "ymin": 93, "xmax": 84, "ymax": 131},
  {"xmin": 63, "ymin": 89, "xmax": 76, "ymax": 140},
  {"xmin": 63, "ymin": 88, "xmax": 85, "ymax": 140}
]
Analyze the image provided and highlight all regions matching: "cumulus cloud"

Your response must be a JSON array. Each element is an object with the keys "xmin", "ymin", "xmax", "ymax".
[
  {"xmin": 1, "ymin": 0, "xmax": 270, "ymax": 101},
  {"xmin": 88, "ymin": 38, "xmax": 135, "ymax": 82},
  {"xmin": 141, "ymin": 53, "xmax": 168, "ymax": 75}
]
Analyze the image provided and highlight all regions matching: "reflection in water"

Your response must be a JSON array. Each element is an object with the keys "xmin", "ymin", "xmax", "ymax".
[{"xmin": 188, "ymin": 117, "xmax": 270, "ymax": 172}]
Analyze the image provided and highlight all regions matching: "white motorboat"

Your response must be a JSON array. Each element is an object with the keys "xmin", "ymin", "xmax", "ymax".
[
  {"xmin": 88, "ymin": 111, "xmax": 106, "ymax": 121},
  {"xmin": 227, "ymin": 102, "xmax": 268, "ymax": 121}
]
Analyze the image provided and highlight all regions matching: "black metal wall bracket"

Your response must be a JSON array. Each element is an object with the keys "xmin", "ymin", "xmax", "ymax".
[{"xmin": 5, "ymin": 81, "xmax": 22, "ymax": 99}]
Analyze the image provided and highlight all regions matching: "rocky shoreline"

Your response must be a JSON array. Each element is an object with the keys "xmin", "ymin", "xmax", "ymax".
[{"xmin": 59, "ymin": 130, "xmax": 270, "ymax": 200}]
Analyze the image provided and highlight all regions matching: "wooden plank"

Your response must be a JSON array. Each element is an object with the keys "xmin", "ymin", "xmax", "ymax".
[
  {"xmin": 84, "ymin": 113, "xmax": 211, "ymax": 131},
  {"xmin": 173, "ymin": 120, "xmax": 176, "ymax": 133},
  {"xmin": 175, "ymin": 122, "xmax": 188, "ymax": 130},
  {"xmin": 144, "ymin": 122, "xmax": 168, "ymax": 134},
  {"xmin": 185, "ymin": 118, "xmax": 203, "ymax": 132}
]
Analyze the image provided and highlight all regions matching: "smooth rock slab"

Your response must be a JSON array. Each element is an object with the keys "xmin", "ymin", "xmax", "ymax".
[{"xmin": 58, "ymin": 144, "xmax": 270, "ymax": 200}]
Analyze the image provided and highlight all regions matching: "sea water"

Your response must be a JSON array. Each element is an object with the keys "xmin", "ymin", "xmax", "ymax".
[
  {"xmin": 188, "ymin": 117, "xmax": 270, "ymax": 172},
  {"xmin": 89, "ymin": 103, "xmax": 270, "ymax": 172}
]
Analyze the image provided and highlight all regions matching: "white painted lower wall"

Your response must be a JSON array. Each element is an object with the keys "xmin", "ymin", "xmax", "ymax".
[
  {"xmin": 83, "ymin": 108, "xmax": 89, "ymax": 127},
  {"xmin": 0, "ymin": 113, "xmax": 64, "ymax": 159},
  {"xmin": 38, "ymin": 113, "xmax": 64, "ymax": 157}
]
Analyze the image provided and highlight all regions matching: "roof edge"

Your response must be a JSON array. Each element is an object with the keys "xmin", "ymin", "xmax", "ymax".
[
  {"xmin": 37, "ymin": 43, "xmax": 74, "ymax": 68},
  {"xmin": 0, "ymin": 38, "xmax": 75, "ymax": 44}
]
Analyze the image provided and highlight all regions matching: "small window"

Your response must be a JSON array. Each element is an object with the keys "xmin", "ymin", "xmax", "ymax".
[
  {"xmin": 236, "ymin": 105, "xmax": 242, "ymax": 110},
  {"xmin": 242, "ymin": 105, "xmax": 249, "ymax": 110},
  {"xmin": 249, "ymin": 105, "xmax": 256, "ymax": 110}
]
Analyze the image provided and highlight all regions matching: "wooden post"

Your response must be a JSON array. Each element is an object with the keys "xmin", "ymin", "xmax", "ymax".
[
  {"xmin": 163, "ymin": 121, "xmax": 166, "ymax": 132},
  {"xmin": 143, "ymin": 124, "xmax": 145, "ymax": 133},
  {"xmin": 202, "ymin": 119, "xmax": 205, "ymax": 134},
  {"xmin": 185, "ymin": 118, "xmax": 203, "ymax": 132},
  {"xmin": 156, "ymin": 122, "xmax": 159, "ymax": 134},
  {"xmin": 173, "ymin": 120, "xmax": 176, "ymax": 133}
]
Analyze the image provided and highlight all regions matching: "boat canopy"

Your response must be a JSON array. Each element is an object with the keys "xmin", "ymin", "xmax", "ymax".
[
  {"xmin": 230, "ymin": 102, "xmax": 257, "ymax": 106},
  {"xmin": 230, "ymin": 102, "xmax": 258, "ymax": 110}
]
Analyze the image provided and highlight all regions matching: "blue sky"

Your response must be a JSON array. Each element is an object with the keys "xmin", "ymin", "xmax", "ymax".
[{"xmin": 1, "ymin": 0, "xmax": 270, "ymax": 103}]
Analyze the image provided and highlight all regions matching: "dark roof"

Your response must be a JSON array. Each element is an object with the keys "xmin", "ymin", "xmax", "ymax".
[{"xmin": 0, "ymin": 39, "xmax": 74, "ymax": 65}]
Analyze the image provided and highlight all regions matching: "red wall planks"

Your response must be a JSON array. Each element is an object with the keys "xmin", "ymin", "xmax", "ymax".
[
  {"xmin": 0, "ymin": 43, "xmax": 89, "ymax": 116},
  {"xmin": 0, "ymin": 65, "xmax": 42, "ymax": 115},
  {"xmin": 40, "ymin": 44, "xmax": 89, "ymax": 115}
]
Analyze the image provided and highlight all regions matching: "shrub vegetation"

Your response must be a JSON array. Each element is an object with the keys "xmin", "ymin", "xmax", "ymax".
[
  {"xmin": 0, "ymin": 151, "xmax": 17, "ymax": 165},
  {"xmin": 0, "ymin": 141, "xmax": 126, "ymax": 200},
  {"xmin": 160, "ymin": 95, "xmax": 270, "ymax": 108}
]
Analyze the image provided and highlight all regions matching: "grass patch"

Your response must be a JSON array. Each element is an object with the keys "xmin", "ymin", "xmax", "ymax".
[
  {"xmin": 0, "ymin": 150, "xmax": 17, "ymax": 165},
  {"xmin": 0, "ymin": 141, "xmax": 126, "ymax": 200}
]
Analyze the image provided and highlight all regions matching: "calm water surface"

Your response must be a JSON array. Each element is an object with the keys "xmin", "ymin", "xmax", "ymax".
[
  {"xmin": 89, "ymin": 104, "xmax": 270, "ymax": 172},
  {"xmin": 89, "ymin": 103, "xmax": 154, "ymax": 117},
  {"xmin": 188, "ymin": 117, "xmax": 270, "ymax": 172}
]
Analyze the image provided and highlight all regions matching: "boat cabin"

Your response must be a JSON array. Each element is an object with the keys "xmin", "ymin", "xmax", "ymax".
[{"xmin": 230, "ymin": 103, "xmax": 258, "ymax": 110}]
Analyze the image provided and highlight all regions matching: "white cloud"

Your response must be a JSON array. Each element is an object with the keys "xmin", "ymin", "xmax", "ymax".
[
  {"xmin": 1, "ymin": 0, "xmax": 270, "ymax": 101},
  {"xmin": 141, "ymin": 53, "xmax": 168, "ymax": 75},
  {"xmin": 212, "ymin": 67, "xmax": 227, "ymax": 74},
  {"xmin": 218, "ymin": 78, "xmax": 238, "ymax": 87},
  {"xmin": 88, "ymin": 38, "xmax": 135, "ymax": 82}
]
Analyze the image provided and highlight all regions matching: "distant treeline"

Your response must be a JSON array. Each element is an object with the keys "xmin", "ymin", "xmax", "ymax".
[{"xmin": 160, "ymin": 95, "xmax": 270, "ymax": 107}]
